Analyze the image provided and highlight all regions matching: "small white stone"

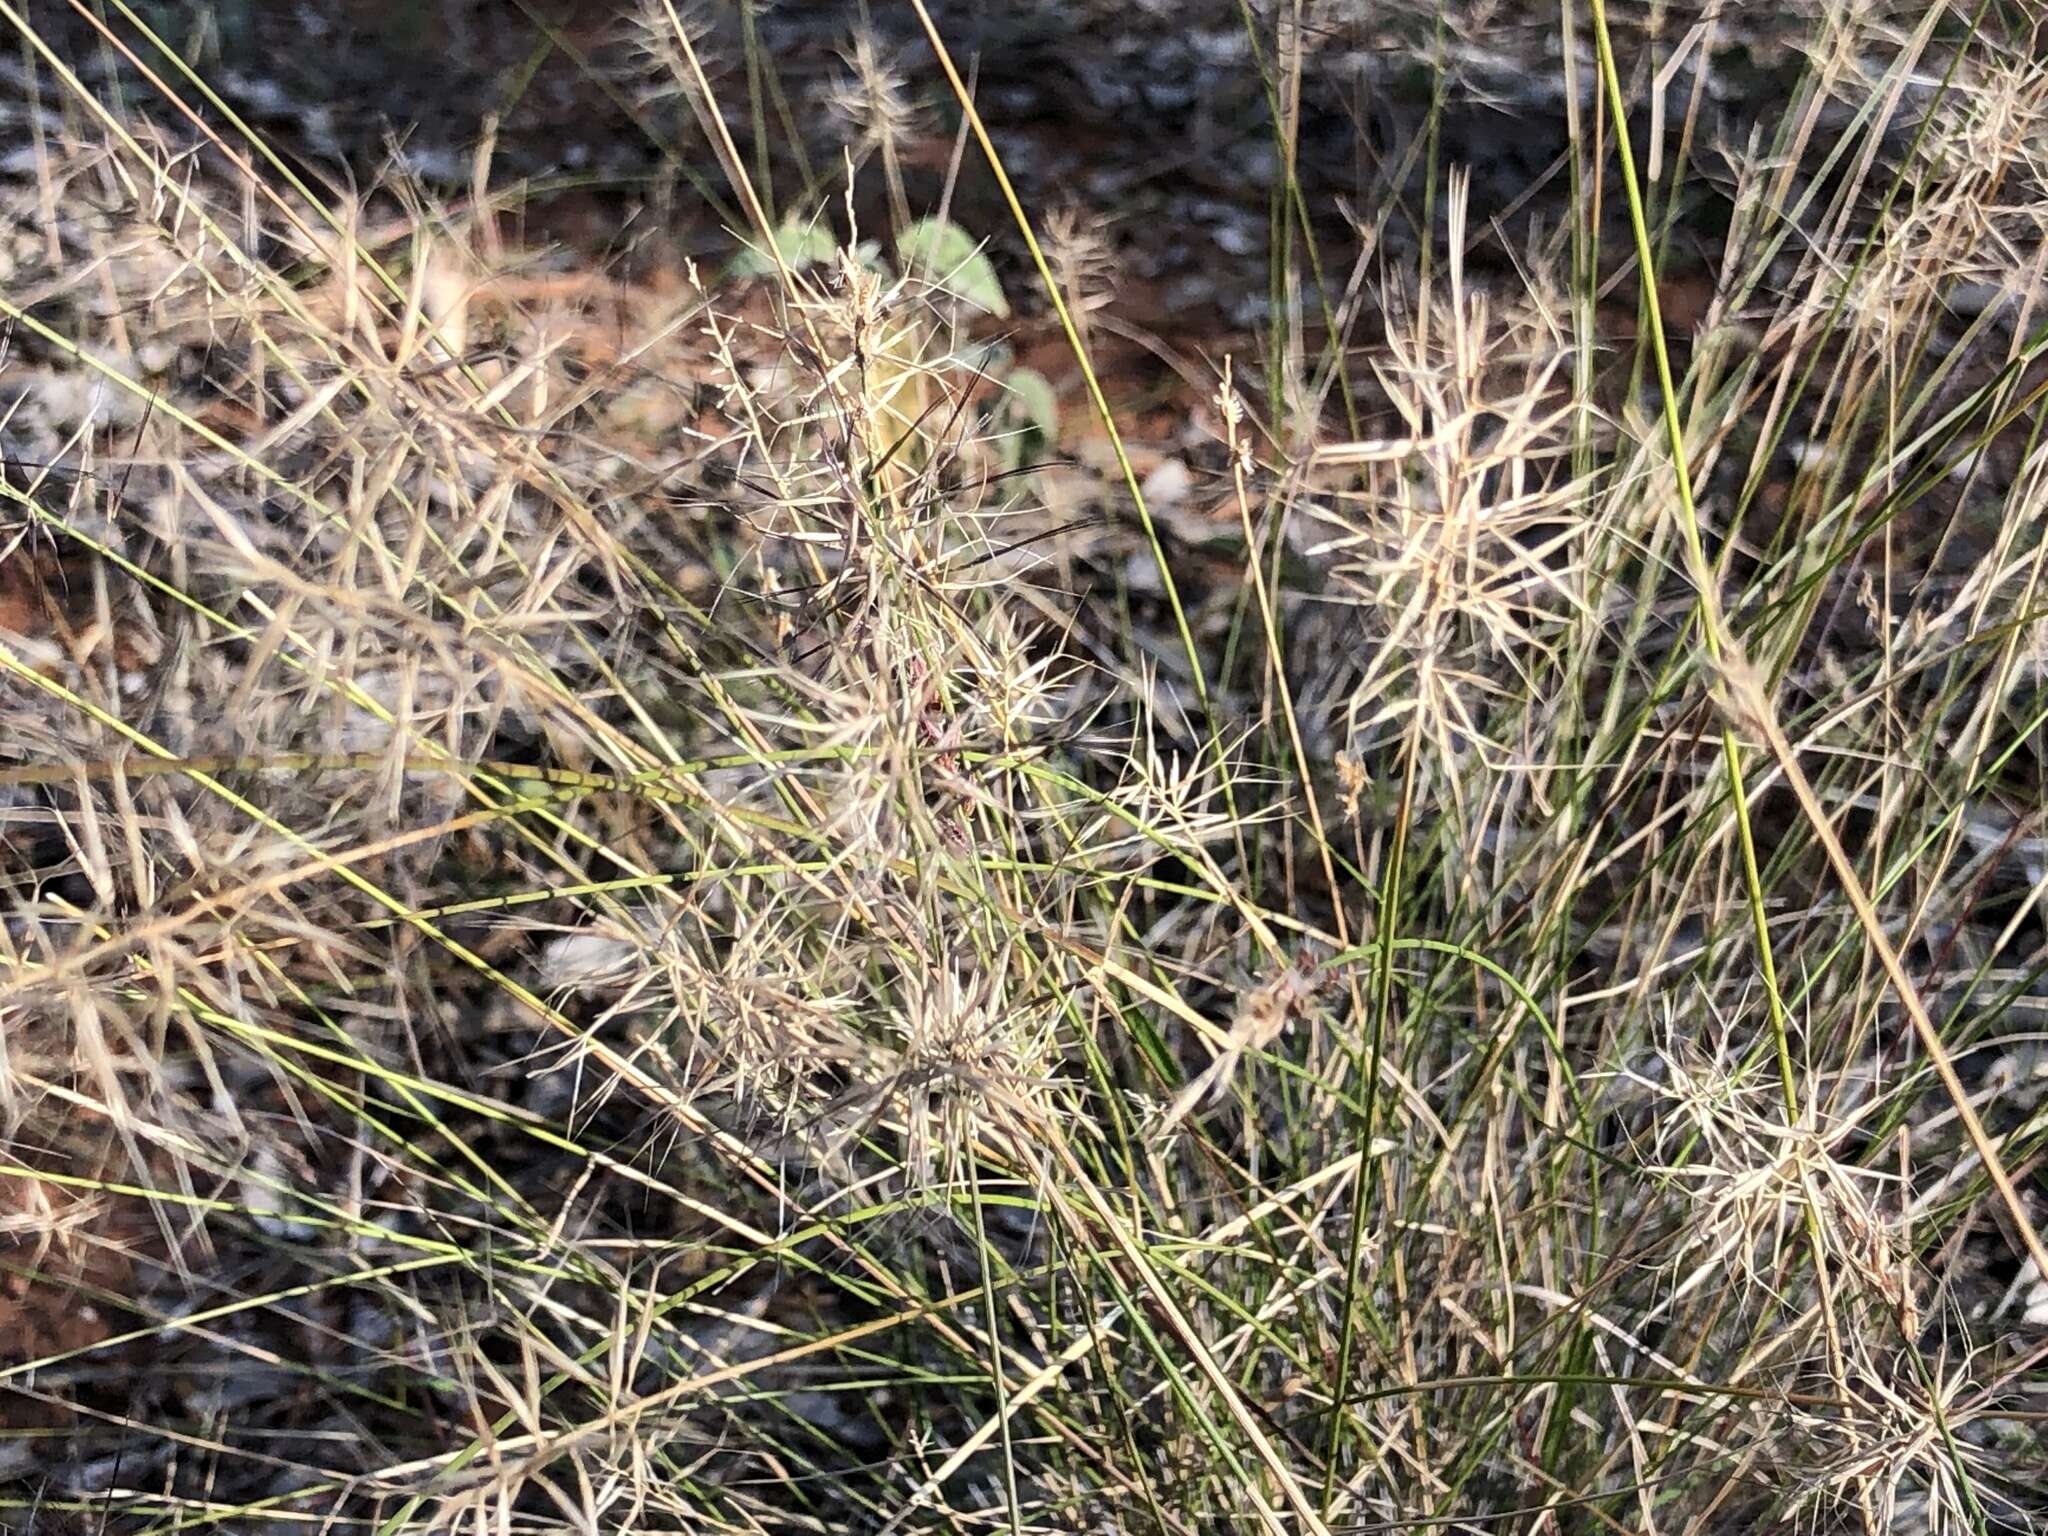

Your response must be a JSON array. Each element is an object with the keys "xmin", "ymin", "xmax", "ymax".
[
  {"xmin": 1213, "ymin": 220, "xmax": 1260, "ymax": 257},
  {"xmin": 134, "ymin": 339, "xmax": 179, "ymax": 376},
  {"xmin": 242, "ymin": 1145, "xmax": 318, "ymax": 1242},
  {"xmin": 537, "ymin": 929, "xmax": 642, "ymax": 992},
  {"xmin": 1141, "ymin": 456, "xmax": 1193, "ymax": 510}
]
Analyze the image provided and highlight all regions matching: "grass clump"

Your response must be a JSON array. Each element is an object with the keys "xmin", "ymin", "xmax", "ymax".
[{"xmin": 2, "ymin": 1, "xmax": 2048, "ymax": 1532}]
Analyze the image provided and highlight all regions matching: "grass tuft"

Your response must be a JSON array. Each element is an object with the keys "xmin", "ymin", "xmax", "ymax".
[{"xmin": 1, "ymin": 1, "xmax": 2046, "ymax": 1532}]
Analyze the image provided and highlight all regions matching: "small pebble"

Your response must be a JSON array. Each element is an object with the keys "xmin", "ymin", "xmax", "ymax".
[{"xmin": 1141, "ymin": 456, "xmax": 1192, "ymax": 509}]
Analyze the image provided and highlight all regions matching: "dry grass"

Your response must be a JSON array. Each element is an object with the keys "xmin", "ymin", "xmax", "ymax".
[{"xmin": 1, "ymin": 0, "xmax": 2047, "ymax": 1532}]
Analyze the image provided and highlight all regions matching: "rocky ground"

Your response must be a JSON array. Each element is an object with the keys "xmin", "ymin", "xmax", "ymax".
[{"xmin": 13, "ymin": 1, "xmax": 1891, "ymax": 322}]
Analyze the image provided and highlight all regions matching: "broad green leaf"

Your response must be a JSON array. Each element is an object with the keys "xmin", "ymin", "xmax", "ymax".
[
  {"xmin": 1002, "ymin": 366, "xmax": 1059, "ymax": 450},
  {"xmin": 725, "ymin": 215, "xmax": 839, "ymax": 280},
  {"xmin": 897, "ymin": 217, "xmax": 1009, "ymax": 317},
  {"xmin": 969, "ymin": 339, "xmax": 1015, "ymax": 376}
]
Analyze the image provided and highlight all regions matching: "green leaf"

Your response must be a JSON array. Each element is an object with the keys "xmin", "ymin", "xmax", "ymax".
[
  {"xmin": 970, "ymin": 339, "xmax": 1015, "ymax": 376},
  {"xmin": 897, "ymin": 217, "xmax": 1009, "ymax": 317},
  {"xmin": 725, "ymin": 215, "xmax": 839, "ymax": 280},
  {"xmin": 1002, "ymin": 366, "xmax": 1059, "ymax": 451}
]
